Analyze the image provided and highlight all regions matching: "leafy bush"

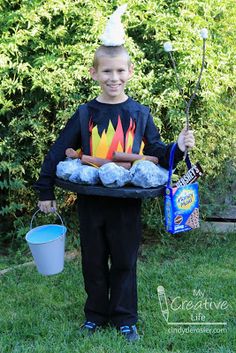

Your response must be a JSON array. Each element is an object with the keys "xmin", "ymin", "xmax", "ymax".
[{"xmin": 0, "ymin": 0, "xmax": 235, "ymax": 245}]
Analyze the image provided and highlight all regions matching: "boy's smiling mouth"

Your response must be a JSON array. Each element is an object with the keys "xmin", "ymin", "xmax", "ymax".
[{"xmin": 107, "ymin": 84, "xmax": 121, "ymax": 90}]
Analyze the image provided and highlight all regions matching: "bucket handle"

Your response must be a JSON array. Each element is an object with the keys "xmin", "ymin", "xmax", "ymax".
[{"xmin": 30, "ymin": 209, "xmax": 64, "ymax": 230}]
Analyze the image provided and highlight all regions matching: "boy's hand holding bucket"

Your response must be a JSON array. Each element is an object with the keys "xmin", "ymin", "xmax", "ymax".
[
  {"xmin": 38, "ymin": 200, "xmax": 57, "ymax": 214},
  {"xmin": 25, "ymin": 209, "xmax": 66, "ymax": 276}
]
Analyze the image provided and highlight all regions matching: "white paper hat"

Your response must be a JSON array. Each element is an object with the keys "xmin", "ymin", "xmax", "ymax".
[{"xmin": 100, "ymin": 4, "xmax": 127, "ymax": 46}]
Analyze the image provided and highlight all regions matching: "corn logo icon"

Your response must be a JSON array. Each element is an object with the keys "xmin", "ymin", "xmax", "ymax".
[{"xmin": 157, "ymin": 286, "xmax": 169, "ymax": 323}]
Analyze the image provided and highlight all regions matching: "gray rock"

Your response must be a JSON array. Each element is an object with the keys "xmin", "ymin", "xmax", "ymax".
[
  {"xmin": 69, "ymin": 165, "xmax": 99, "ymax": 185},
  {"xmin": 130, "ymin": 160, "xmax": 168, "ymax": 188},
  {"xmin": 56, "ymin": 158, "xmax": 82, "ymax": 180},
  {"xmin": 99, "ymin": 163, "xmax": 131, "ymax": 188}
]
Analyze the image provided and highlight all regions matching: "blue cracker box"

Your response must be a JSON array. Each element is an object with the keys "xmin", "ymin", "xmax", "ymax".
[
  {"xmin": 165, "ymin": 143, "xmax": 200, "ymax": 234},
  {"xmin": 165, "ymin": 183, "xmax": 199, "ymax": 234}
]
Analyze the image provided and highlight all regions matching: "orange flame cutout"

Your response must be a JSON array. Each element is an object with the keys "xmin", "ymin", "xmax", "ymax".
[
  {"xmin": 125, "ymin": 118, "xmax": 136, "ymax": 153},
  {"xmin": 106, "ymin": 116, "xmax": 124, "ymax": 159}
]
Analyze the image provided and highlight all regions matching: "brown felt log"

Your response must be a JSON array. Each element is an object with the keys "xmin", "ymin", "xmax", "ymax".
[
  {"xmin": 115, "ymin": 162, "xmax": 132, "ymax": 169},
  {"xmin": 65, "ymin": 148, "xmax": 81, "ymax": 159},
  {"xmin": 81, "ymin": 155, "xmax": 131, "ymax": 169},
  {"xmin": 81, "ymin": 155, "xmax": 110, "ymax": 167},
  {"xmin": 112, "ymin": 152, "xmax": 159, "ymax": 164}
]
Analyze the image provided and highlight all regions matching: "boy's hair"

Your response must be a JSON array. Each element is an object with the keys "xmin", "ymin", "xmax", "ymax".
[{"xmin": 93, "ymin": 45, "xmax": 131, "ymax": 69}]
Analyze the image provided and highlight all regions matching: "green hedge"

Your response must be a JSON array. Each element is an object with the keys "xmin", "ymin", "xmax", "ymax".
[{"xmin": 0, "ymin": 0, "xmax": 235, "ymax": 244}]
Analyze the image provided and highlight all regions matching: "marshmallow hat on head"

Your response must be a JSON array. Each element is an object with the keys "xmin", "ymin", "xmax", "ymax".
[{"xmin": 100, "ymin": 4, "xmax": 127, "ymax": 46}]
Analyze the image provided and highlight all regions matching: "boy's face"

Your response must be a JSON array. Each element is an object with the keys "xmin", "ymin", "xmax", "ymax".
[{"xmin": 90, "ymin": 54, "xmax": 133, "ymax": 102}]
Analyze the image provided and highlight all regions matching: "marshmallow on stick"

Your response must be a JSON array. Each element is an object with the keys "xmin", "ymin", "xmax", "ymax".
[{"xmin": 100, "ymin": 4, "xmax": 127, "ymax": 46}]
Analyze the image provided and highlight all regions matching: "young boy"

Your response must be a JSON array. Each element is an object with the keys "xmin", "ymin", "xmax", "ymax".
[{"xmin": 35, "ymin": 44, "xmax": 195, "ymax": 342}]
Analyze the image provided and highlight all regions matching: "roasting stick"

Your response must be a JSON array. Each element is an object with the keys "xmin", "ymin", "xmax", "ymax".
[{"xmin": 164, "ymin": 28, "xmax": 208, "ymax": 160}]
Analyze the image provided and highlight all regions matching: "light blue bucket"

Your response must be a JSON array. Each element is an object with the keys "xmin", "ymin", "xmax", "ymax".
[{"xmin": 26, "ymin": 210, "xmax": 67, "ymax": 276}]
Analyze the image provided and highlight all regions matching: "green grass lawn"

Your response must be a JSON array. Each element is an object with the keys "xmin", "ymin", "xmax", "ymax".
[{"xmin": 0, "ymin": 229, "xmax": 235, "ymax": 353}]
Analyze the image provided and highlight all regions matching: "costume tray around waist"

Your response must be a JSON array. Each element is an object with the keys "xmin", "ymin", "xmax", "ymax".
[{"xmin": 55, "ymin": 178, "xmax": 165, "ymax": 199}]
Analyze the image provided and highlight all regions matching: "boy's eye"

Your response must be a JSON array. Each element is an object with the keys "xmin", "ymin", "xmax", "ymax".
[{"xmin": 102, "ymin": 69, "xmax": 126, "ymax": 73}]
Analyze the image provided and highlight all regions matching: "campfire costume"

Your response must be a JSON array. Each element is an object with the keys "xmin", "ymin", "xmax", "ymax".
[{"xmin": 35, "ymin": 5, "xmax": 184, "ymax": 333}]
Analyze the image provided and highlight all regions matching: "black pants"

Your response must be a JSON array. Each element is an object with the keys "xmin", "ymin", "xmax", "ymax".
[{"xmin": 77, "ymin": 195, "xmax": 142, "ymax": 327}]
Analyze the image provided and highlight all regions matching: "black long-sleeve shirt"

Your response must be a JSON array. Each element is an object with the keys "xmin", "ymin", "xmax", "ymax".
[{"xmin": 34, "ymin": 97, "xmax": 184, "ymax": 200}]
